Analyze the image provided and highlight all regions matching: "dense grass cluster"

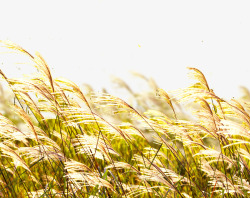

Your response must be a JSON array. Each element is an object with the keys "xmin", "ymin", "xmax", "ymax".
[{"xmin": 0, "ymin": 40, "xmax": 250, "ymax": 197}]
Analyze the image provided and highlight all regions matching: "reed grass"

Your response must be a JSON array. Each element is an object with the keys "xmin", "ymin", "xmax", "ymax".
[{"xmin": 0, "ymin": 40, "xmax": 250, "ymax": 197}]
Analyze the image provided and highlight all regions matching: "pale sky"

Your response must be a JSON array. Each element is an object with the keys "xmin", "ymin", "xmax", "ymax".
[{"xmin": 1, "ymin": 1, "xmax": 250, "ymax": 100}]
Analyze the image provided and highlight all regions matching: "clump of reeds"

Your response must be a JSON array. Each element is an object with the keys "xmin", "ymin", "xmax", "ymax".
[{"xmin": 0, "ymin": 40, "xmax": 250, "ymax": 197}]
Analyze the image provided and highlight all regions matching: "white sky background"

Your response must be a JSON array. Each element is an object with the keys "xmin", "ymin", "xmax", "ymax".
[{"xmin": 1, "ymin": 1, "xmax": 250, "ymax": 100}]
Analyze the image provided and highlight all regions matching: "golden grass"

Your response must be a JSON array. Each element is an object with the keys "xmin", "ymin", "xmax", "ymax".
[{"xmin": 0, "ymin": 40, "xmax": 249, "ymax": 197}]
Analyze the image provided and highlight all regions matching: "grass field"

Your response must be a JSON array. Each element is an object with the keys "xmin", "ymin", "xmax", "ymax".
[{"xmin": 0, "ymin": 40, "xmax": 250, "ymax": 197}]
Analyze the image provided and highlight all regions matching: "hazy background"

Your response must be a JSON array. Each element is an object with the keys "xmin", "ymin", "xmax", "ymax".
[{"xmin": 1, "ymin": 1, "xmax": 250, "ymax": 100}]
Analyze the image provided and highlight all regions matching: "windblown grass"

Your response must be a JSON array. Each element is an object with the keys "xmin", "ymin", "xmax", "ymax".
[{"xmin": 0, "ymin": 40, "xmax": 250, "ymax": 197}]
